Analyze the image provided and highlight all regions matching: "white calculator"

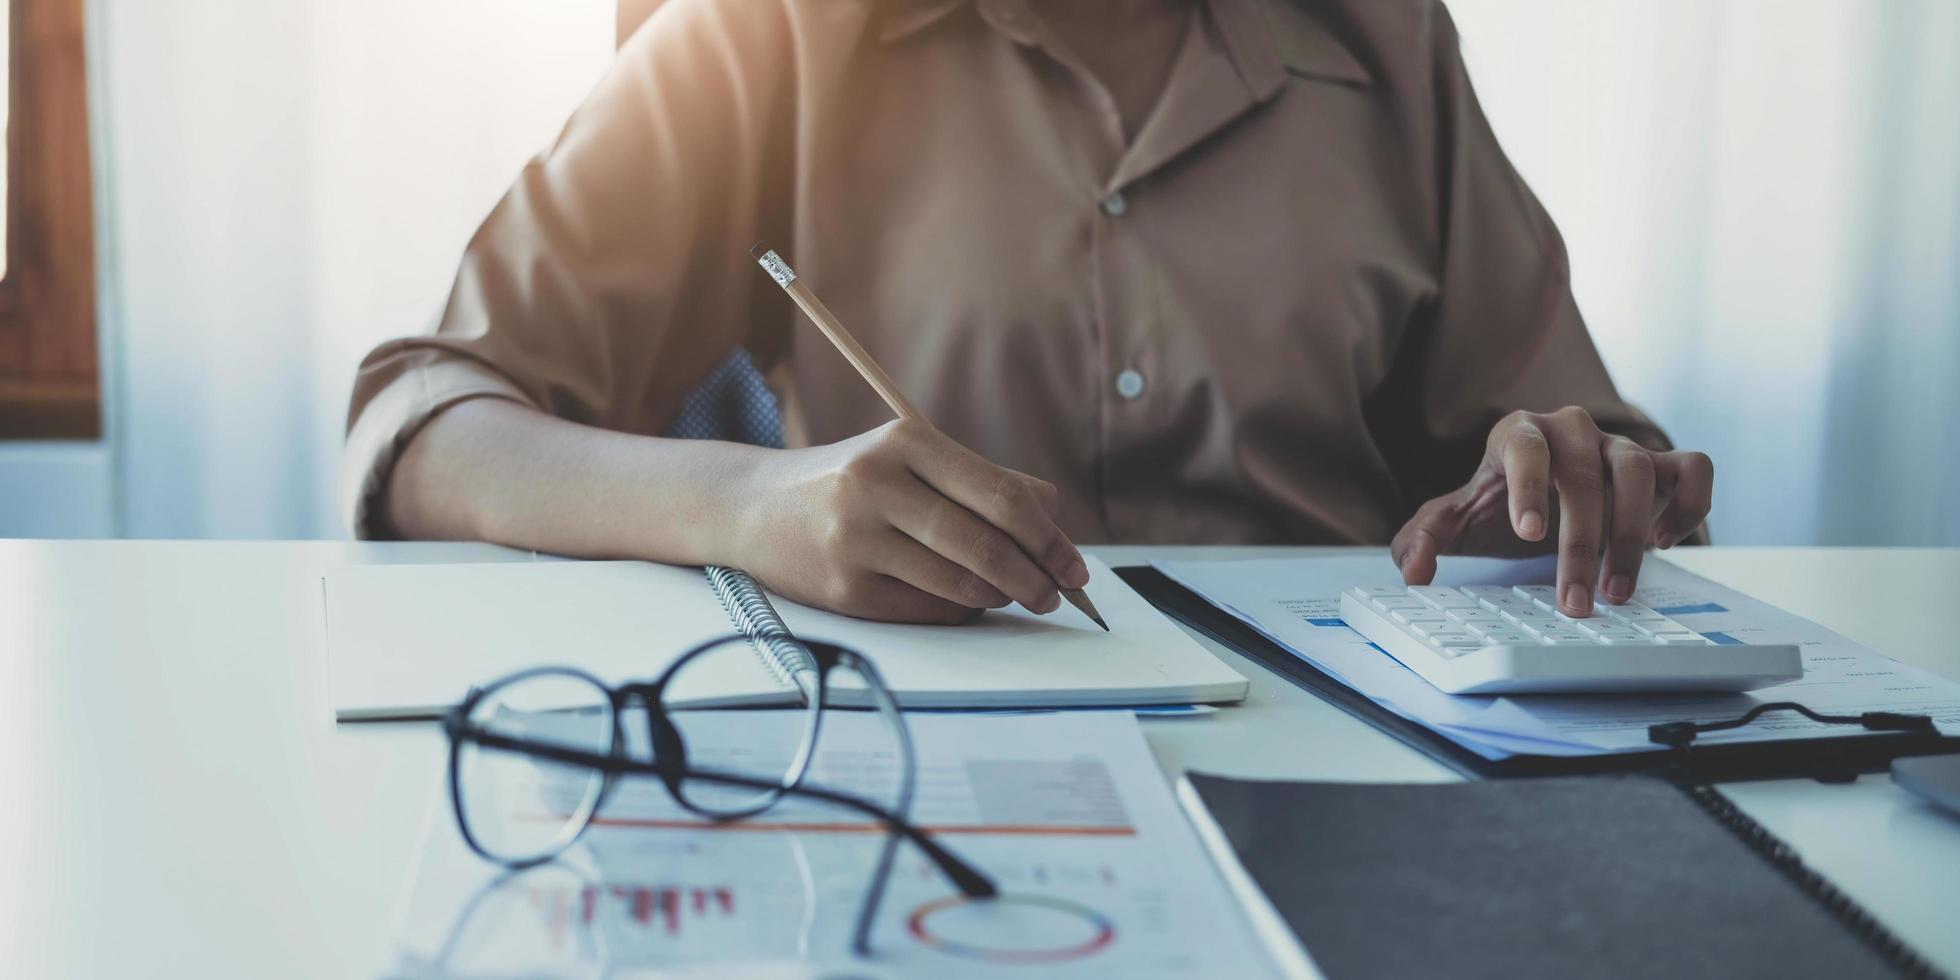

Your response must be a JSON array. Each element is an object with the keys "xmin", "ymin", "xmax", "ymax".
[{"xmin": 1338, "ymin": 585, "xmax": 1803, "ymax": 695}]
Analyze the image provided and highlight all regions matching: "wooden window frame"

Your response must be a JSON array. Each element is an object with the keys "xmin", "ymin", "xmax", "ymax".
[{"xmin": 0, "ymin": 0, "xmax": 99, "ymax": 439}]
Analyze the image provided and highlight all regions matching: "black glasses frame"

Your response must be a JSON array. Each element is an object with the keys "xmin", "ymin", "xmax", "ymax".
[{"xmin": 441, "ymin": 635, "xmax": 996, "ymax": 956}]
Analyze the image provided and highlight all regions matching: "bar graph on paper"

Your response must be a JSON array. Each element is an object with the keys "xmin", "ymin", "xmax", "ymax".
[{"xmin": 527, "ymin": 883, "xmax": 737, "ymax": 944}]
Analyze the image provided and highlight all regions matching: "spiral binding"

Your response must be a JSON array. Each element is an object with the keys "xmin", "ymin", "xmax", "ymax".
[
  {"xmin": 1675, "ymin": 781, "xmax": 1949, "ymax": 979},
  {"xmin": 704, "ymin": 566, "xmax": 817, "ymax": 689}
]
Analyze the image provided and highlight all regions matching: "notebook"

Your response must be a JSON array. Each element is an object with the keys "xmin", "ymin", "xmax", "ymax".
[
  {"xmin": 322, "ymin": 555, "xmax": 1247, "ymax": 720},
  {"xmin": 1176, "ymin": 773, "xmax": 1940, "ymax": 980}
]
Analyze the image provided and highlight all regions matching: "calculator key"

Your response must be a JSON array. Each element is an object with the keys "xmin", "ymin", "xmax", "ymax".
[
  {"xmin": 1460, "ymin": 586, "xmax": 1517, "ymax": 599},
  {"xmin": 1630, "ymin": 617, "xmax": 1694, "ymax": 636},
  {"xmin": 1410, "ymin": 621, "xmax": 1463, "ymax": 638},
  {"xmin": 1393, "ymin": 609, "xmax": 1449, "ymax": 626},
  {"xmin": 1598, "ymin": 600, "xmax": 1667, "ymax": 622},
  {"xmin": 1523, "ymin": 622, "xmax": 1586, "ymax": 641},
  {"xmin": 1544, "ymin": 634, "xmax": 1606, "ymax": 646},
  {"xmin": 1358, "ymin": 587, "xmax": 1410, "ymax": 598},
  {"xmin": 1478, "ymin": 594, "xmax": 1536, "ymax": 614},
  {"xmin": 1514, "ymin": 585, "xmax": 1560, "ymax": 606},
  {"xmin": 1504, "ymin": 608, "xmax": 1556, "ymax": 625},
  {"xmin": 1574, "ymin": 619, "xmax": 1622, "ymax": 636},
  {"xmin": 1374, "ymin": 596, "xmax": 1428, "ymax": 612},
  {"xmin": 1477, "ymin": 629, "xmax": 1537, "ymax": 645},
  {"xmin": 1599, "ymin": 595, "xmax": 1662, "ymax": 619},
  {"xmin": 1453, "ymin": 609, "xmax": 1505, "ymax": 623},
  {"xmin": 1424, "ymin": 630, "xmax": 1479, "ymax": 648},
  {"xmin": 1589, "ymin": 627, "xmax": 1649, "ymax": 644},
  {"xmin": 1654, "ymin": 632, "xmax": 1713, "ymax": 645},
  {"xmin": 1409, "ymin": 586, "xmax": 1479, "ymax": 609}
]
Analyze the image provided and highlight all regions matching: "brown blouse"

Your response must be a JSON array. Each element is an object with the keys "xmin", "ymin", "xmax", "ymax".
[{"xmin": 342, "ymin": 0, "xmax": 1668, "ymax": 545}]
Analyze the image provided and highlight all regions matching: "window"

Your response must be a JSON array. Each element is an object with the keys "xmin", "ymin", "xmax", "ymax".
[
  {"xmin": 0, "ymin": 0, "xmax": 99, "ymax": 439},
  {"xmin": 1, "ymin": 0, "xmax": 9, "ymax": 280}
]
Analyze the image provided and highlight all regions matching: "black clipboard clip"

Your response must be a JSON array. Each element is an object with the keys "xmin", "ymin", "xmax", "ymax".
[{"xmin": 1649, "ymin": 702, "xmax": 1938, "ymax": 783}]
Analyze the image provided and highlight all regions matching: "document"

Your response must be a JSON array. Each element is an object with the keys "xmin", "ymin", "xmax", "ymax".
[
  {"xmin": 1156, "ymin": 555, "xmax": 1960, "ymax": 759},
  {"xmin": 389, "ymin": 712, "xmax": 1274, "ymax": 979}
]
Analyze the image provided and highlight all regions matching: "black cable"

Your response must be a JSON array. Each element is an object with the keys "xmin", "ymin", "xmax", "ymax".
[{"xmin": 1649, "ymin": 701, "xmax": 1936, "ymax": 749}]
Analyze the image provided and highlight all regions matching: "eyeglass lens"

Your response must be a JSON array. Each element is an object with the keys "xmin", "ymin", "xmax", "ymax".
[
  {"xmin": 451, "ymin": 638, "xmax": 947, "ymax": 958},
  {"xmin": 454, "ymin": 670, "xmax": 616, "ymax": 864},
  {"xmin": 660, "ymin": 636, "xmax": 826, "ymax": 818}
]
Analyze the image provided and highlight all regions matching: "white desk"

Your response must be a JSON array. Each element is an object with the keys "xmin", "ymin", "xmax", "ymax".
[{"xmin": 3, "ymin": 542, "xmax": 1956, "ymax": 977}]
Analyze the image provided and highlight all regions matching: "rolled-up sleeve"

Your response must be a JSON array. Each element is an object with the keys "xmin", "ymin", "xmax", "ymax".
[
  {"xmin": 339, "ymin": 0, "xmax": 796, "ymax": 538},
  {"xmin": 1371, "ymin": 1, "xmax": 1669, "ymax": 504}
]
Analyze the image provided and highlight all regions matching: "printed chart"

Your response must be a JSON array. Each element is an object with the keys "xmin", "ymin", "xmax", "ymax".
[
  {"xmin": 389, "ymin": 712, "xmax": 1272, "ymax": 979},
  {"xmin": 906, "ymin": 894, "xmax": 1116, "ymax": 965}
]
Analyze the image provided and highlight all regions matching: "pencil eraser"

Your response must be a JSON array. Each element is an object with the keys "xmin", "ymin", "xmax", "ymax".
[{"xmin": 752, "ymin": 245, "xmax": 796, "ymax": 287}]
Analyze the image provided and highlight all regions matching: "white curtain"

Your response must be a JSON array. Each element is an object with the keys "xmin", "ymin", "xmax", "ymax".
[
  {"xmin": 91, "ymin": 0, "xmax": 1958, "ymax": 544},
  {"xmin": 95, "ymin": 0, "xmax": 615, "ymax": 538},
  {"xmin": 1449, "ymin": 0, "xmax": 1960, "ymax": 545}
]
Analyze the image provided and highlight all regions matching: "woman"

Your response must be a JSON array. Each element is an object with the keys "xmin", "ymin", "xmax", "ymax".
[{"xmin": 343, "ymin": 0, "xmax": 1712, "ymax": 624}]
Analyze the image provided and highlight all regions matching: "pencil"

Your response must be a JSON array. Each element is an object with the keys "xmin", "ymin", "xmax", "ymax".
[{"xmin": 751, "ymin": 243, "xmax": 1108, "ymax": 631}]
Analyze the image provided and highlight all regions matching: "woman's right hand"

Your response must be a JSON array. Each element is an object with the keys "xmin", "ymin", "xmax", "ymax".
[{"xmin": 727, "ymin": 419, "xmax": 1091, "ymax": 624}]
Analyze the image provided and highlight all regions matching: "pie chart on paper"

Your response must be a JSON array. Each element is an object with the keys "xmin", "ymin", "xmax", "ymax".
[{"xmin": 906, "ymin": 893, "xmax": 1117, "ymax": 964}]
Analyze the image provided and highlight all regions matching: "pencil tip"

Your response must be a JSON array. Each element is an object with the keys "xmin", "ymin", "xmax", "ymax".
[{"xmin": 1061, "ymin": 587, "xmax": 1108, "ymax": 631}]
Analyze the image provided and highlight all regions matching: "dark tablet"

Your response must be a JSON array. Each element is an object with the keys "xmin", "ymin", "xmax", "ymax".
[{"xmin": 1892, "ymin": 754, "xmax": 1960, "ymax": 815}]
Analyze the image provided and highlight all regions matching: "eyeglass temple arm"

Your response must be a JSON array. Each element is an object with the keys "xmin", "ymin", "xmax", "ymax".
[
  {"xmin": 463, "ymin": 729, "xmax": 998, "ymax": 898},
  {"xmin": 771, "ymin": 773, "xmax": 996, "ymax": 897}
]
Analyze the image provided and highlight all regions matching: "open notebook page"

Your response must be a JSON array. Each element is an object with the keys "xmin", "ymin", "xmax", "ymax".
[
  {"xmin": 325, "ymin": 555, "xmax": 1244, "ymax": 719},
  {"xmin": 768, "ymin": 555, "xmax": 1246, "ymax": 708}
]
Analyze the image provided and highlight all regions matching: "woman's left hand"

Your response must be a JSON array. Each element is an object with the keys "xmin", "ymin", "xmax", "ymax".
[{"xmin": 1390, "ymin": 407, "xmax": 1714, "ymax": 617}]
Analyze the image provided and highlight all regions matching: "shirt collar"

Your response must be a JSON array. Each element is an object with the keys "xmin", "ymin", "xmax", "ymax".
[
  {"xmin": 1215, "ymin": 0, "xmax": 1373, "ymax": 95},
  {"xmin": 878, "ymin": 0, "xmax": 1373, "ymax": 90}
]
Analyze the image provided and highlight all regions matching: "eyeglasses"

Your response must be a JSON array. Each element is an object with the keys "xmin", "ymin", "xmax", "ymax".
[{"xmin": 440, "ymin": 634, "xmax": 996, "ymax": 955}]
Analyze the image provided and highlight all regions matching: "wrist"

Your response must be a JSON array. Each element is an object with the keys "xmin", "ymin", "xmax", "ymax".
[{"xmin": 649, "ymin": 439, "xmax": 783, "ymax": 568}]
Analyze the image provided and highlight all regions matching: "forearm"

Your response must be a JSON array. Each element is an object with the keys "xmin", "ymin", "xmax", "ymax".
[{"xmin": 382, "ymin": 397, "xmax": 768, "ymax": 566}]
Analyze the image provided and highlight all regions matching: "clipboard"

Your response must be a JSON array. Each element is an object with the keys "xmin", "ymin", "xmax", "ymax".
[{"xmin": 1117, "ymin": 565, "xmax": 1960, "ymax": 783}]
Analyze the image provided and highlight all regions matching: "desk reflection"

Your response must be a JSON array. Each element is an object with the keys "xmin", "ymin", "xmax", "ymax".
[{"xmin": 389, "ymin": 830, "xmax": 839, "ymax": 980}]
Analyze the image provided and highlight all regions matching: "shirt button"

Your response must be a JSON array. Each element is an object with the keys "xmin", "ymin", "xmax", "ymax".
[
  {"xmin": 1115, "ymin": 369, "xmax": 1146, "ymax": 400},
  {"xmin": 1100, "ymin": 191, "xmax": 1128, "ymax": 217}
]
